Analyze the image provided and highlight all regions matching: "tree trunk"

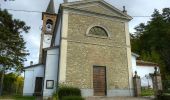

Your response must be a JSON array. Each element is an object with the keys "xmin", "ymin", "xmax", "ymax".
[{"xmin": 0, "ymin": 70, "xmax": 5, "ymax": 96}]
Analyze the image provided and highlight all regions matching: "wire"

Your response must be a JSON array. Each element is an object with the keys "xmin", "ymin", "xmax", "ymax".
[
  {"xmin": 5, "ymin": 8, "xmax": 42, "ymax": 13},
  {"xmin": 132, "ymin": 16, "xmax": 152, "ymax": 18},
  {"xmin": 1, "ymin": 8, "xmax": 153, "ymax": 17}
]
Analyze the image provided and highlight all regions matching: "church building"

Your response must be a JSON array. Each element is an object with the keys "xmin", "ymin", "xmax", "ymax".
[{"xmin": 23, "ymin": 0, "xmax": 134, "ymax": 98}]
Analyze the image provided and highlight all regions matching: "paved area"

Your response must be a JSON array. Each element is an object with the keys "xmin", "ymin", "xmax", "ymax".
[
  {"xmin": 32, "ymin": 96, "xmax": 155, "ymax": 100},
  {"xmin": 0, "ymin": 99, "xmax": 14, "ymax": 100},
  {"xmin": 85, "ymin": 96, "xmax": 155, "ymax": 100},
  {"xmin": 36, "ymin": 96, "xmax": 43, "ymax": 100}
]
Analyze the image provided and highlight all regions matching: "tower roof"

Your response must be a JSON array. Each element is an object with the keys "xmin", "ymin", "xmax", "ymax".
[{"xmin": 46, "ymin": 0, "xmax": 55, "ymax": 13}]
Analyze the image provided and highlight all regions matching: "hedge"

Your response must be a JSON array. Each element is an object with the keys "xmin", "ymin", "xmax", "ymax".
[
  {"xmin": 58, "ymin": 87, "xmax": 81, "ymax": 100},
  {"xmin": 62, "ymin": 96, "xmax": 84, "ymax": 100}
]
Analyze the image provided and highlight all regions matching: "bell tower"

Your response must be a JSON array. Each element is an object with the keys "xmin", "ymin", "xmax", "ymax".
[{"xmin": 39, "ymin": 0, "xmax": 57, "ymax": 63}]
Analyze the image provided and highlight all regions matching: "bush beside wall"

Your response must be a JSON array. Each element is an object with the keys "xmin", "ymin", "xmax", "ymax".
[
  {"xmin": 62, "ymin": 96, "xmax": 84, "ymax": 100},
  {"xmin": 158, "ymin": 94, "xmax": 170, "ymax": 100},
  {"xmin": 58, "ymin": 86, "xmax": 82, "ymax": 100},
  {"xmin": 58, "ymin": 87, "xmax": 81, "ymax": 99}
]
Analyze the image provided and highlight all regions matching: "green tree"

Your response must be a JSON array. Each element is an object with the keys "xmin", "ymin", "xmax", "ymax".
[
  {"xmin": 2, "ymin": 73, "xmax": 24, "ymax": 95},
  {"xmin": 0, "ymin": 9, "xmax": 30, "ymax": 95},
  {"xmin": 131, "ymin": 8, "xmax": 170, "ymax": 79}
]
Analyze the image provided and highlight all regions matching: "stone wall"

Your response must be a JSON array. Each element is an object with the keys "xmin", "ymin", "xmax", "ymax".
[{"xmin": 65, "ymin": 12, "xmax": 129, "ymax": 90}]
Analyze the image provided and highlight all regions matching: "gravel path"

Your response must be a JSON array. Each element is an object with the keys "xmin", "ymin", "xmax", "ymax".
[{"xmin": 85, "ymin": 96, "xmax": 155, "ymax": 100}]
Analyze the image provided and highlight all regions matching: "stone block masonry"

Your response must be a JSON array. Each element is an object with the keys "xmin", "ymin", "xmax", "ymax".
[{"xmin": 65, "ymin": 12, "xmax": 130, "ymax": 90}]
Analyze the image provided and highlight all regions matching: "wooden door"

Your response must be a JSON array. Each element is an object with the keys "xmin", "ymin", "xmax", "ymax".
[
  {"xmin": 34, "ymin": 77, "xmax": 43, "ymax": 96},
  {"xmin": 93, "ymin": 66, "xmax": 106, "ymax": 96}
]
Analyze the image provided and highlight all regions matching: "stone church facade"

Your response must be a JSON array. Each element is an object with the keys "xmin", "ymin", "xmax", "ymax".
[{"xmin": 23, "ymin": 0, "xmax": 133, "ymax": 98}]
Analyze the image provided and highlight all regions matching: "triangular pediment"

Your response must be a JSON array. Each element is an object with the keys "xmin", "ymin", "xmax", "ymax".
[{"xmin": 62, "ymin": 0, "xmax": 132, "ymax": 20}]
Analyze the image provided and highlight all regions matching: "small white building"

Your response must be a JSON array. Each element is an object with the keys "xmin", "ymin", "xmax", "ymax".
[
  {"xmin": 23, "ymin": 47, "xmax": 59, "ymax": 96},
  {"xmin": 23, "ymin": 64, "xmax": 44, "ymax": 96},
  {"xmin": 131, "ymin": 52, "xmax": 160, "ymax": 88}
]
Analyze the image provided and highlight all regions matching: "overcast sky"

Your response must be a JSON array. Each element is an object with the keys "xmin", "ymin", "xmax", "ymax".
[{"xmin": 1, "ymin": 0, "xmax": 170, "ymax": 66}]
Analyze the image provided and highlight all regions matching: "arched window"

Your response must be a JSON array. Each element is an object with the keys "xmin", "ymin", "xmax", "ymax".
[
  {"xmin": 46, "ymin": 19, "xmax": 53, "ymax": 25},
  {"xmin": 88, "ymin": 26, "xmax": 108, "ymax": 37}
]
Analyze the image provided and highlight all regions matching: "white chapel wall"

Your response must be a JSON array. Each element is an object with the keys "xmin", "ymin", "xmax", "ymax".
[
  {"xmin": 131, "ymin": 55, "xmax": 137, "ymax": 75},
  {"xmin": 43, "ymin": 48, "xmax": 59, "ymax": 97},
  {"xmin": 23, "ymin": 65, "xmax": 44, "ymax": 96}
]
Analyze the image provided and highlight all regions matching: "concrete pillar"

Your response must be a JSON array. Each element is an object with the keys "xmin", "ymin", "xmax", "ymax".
[
  {"xmin": 150, "ymin": 67, "xmax": 163, "ymax": 97},
  {"xmin": 133, "ymin": 71, "xmax": 141, "ymax": 97}
]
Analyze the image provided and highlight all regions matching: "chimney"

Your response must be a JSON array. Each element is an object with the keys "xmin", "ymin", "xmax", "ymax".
[
  {"xmin": 30, "ymin": 61, "xmax": 33, "ymax": 66},
  {"xmin": 123, "ymin": 6, "xmax": 127, "ymax": 14}
]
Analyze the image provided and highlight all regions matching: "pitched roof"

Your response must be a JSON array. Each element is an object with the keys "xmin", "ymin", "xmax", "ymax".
[
  {"xmin": 43, "ymin": 46, "xmax": 59, "ymax": 51},
  {"xmin": 46, "ymin": 0, "xmax": 55, "ymax": 13},
  {"xmin": 23, "ymin": 64, "xmax": 43, "ymax": 70},
  {"xmin": 136, "ymin": 60, "xmax": 159, "ymax": 67},
  {"xmin": 61, "ymin": 0, "xmax": 132, "ymax": 20},
  {"xmin": 132, "ymin": 52, "xmax": 140, "ymax": 57}
]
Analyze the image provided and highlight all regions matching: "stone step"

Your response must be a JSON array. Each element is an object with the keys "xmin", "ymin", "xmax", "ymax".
[{"xmin": 85, "ymin": 96, "xmax": 154, "ymax": 100}]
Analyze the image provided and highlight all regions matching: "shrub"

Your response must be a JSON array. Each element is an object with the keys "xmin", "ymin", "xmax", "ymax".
[
  {"xmin": 62, "ymin": 96, "xmax": 84, "ymax": 100},
  {"xmin": 14, "ymin": 95, "xmax": 35, "ymax": 100},
  {"xmin": 162, "ymin": 80, "xmax": 170, "ymax": 93},
  {"xmin": 58, "ymin": 87, "xmax": 81, "ymax": 100},
  {"xmin": 2, "ymin": 73, "xmax": 24, "ymax": 95},
  {"xmin": 158, "ymin": 94, "xmax": 170, "ymax": 100},
  {"xmin": 53, "ymin": 92, "xmax": 59, "ymax": 100},
  {"xmin": 141, "ymin": 88, "xmax": 154, "ymax": 96}
]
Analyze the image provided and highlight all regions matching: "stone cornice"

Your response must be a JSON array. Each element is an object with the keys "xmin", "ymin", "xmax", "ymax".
[
  {"xmin": 62, "ymin": 6, "xmax": 131, "ymax": 21},
  {"xmin": 62, "ymin": 37, "xmax": 131, "ymax": 48},
  {"xmin": 61, "ymin": 0, "xmax": 132, "ymax": 19}
]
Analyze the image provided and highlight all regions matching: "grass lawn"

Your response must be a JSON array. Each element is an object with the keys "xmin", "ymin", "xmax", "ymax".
[
  {"xmin": 141, "ymin": 88, "xmax": 154, "ymax": 96},
  {"xmin": 0, "ymin": 95, "xmax": 36, "ymax": 100}
]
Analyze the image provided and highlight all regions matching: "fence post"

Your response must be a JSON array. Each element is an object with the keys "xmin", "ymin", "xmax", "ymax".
[
  {"xmin": 133, "ymin": 71, "xmax": 141, "ymax": 97},
  {"xmin": 150, "ymin": 67, "xmax": 163, "ymax": 98}
]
